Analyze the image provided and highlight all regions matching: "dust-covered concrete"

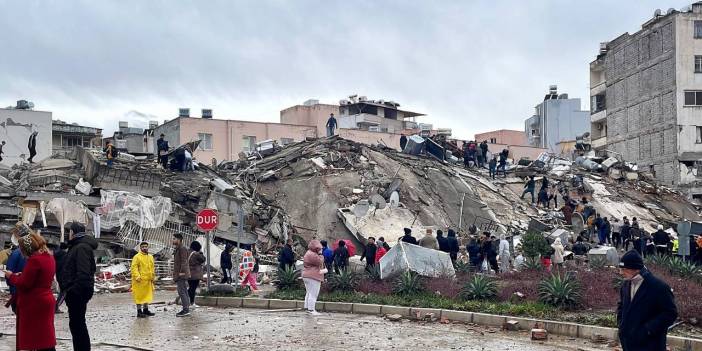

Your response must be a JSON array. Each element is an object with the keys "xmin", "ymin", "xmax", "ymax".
[{"xmin": 0, "ymin": 291, "xmax": 612, "ymax": 350}]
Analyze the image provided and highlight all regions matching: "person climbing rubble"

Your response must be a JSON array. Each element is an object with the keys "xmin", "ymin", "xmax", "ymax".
[
  {"xmin": 520, "ymin": 175, "xmax": 536, "ymax": 204},
  {"xmin": 326, "ymin": 113, "xmax": 337, "ymax": 137},
  {"xmin": 488, "ymin": 156, "xmax": 497, "ymax": 179},
  {"xmin": 104, "ymin": 140, "xmax": 118, "ymax": 167}
]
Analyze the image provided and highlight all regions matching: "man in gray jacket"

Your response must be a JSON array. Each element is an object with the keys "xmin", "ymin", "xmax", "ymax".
[{"xmin": 172, "ymin": 234, "xmax": 191, "ymax": 317}]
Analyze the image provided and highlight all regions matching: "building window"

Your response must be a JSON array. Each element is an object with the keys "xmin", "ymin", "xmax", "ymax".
[
  {"xmin": 489, "ymin": 138, "xmax": 497, "ymax": 144},
  {"xmin": 531, "ymin": 129, "xmax": 538, "ymax": 136},
  {"xmin": 695, "ymin": 21, "xmax": 702, "ymax": 38},
  {"xmin": 197, "ymin": 133, "xmax": 213, "ymax": 150},
  {"xmin": 280, "ymin": 138, "xmax": 294, "ymax": 146},
  {"xmin": 696, "ymin": 56, "xmax": 702, "ymax": 73},
  {"xmin": 242, "ymin": 136, "xmax": 257, "ymax": 152},
  {"xmin": 685, "ymin": 91, "xmax": 702, "ymax": 106},
  {"xmin": 591, "ymin": 94, "xmax": 606, "ymax": 113},
  {"xmin": 697, "ymin": 127, "xmax": 702, "ymax": 144}
]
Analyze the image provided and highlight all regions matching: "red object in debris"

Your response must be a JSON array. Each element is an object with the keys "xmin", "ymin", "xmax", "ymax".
[
  {"xmin": 99, "ymin": 271, "xmax": 112, "ymax": 280},
  {"xmin": 332, "ymin": 239, "xmax": 356, "ymax": 257},
  {"xmin": 196, "ymin": 208, "xmax": 219, "ymax": 231}
]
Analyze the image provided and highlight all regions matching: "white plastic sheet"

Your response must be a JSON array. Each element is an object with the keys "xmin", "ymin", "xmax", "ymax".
[
  {"xmin": 98, "ymin": 190, "xmax": 172, "ymax": 229},
  {"xmin": 379, "ymin": 241, "xmax": 455, "ymax": 280}
]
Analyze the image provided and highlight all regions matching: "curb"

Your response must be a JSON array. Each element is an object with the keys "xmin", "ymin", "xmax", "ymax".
[{"xmin": 198, "ymin": 296, "xmax": 702, "ymax": 350}]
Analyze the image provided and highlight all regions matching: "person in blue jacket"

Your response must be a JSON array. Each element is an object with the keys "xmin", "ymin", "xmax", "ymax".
[
  {"xmin": 320, "ymin": 240, "xmax": 334, "ymax": 272},
  {"xmin": 6, "ymin": 244, "xmax": 27, "ymax": 313}
]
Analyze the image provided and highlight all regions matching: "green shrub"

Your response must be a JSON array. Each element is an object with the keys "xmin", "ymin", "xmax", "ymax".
[
  {"xmin": 538, "ymin": 273, "xmax": 582, "ymax": 309},
  {"xmin": 519, "ymin": 231, "xmax": 551, "ymax": 260},
  {"xmin": 644, "ymin": 254, "xmax": 669, "ymax": 268},
  {"xmin": 522, "ymin": 257, "xmax": 543, "ymax": 271},
  {"xmin": 274, "ymin": 266, "xmax": 301, "ymax": 291},
  {"xmin": 326, "ymin": 269, "xmax": 360, "ymax": 292},
  {"xmin": 588, "ymin": 255, "xmax": 607, "ymax": 270},
  {"xmin": 454, "ymin": 260, "xmax": 473, "ymax": 274},
  {"xmin": 666, "ymin": 256, "xmax": 701, "ymax": 279},
  {"xmin": 459, "ymin": 274, "xmax": 499, "ymax": 300},
  {"xmin": 393, "ymin": 271, "xmax": 424, "ymax": 295},
  {"xmin": 365, "ymin": 265, "xmax": 382, "ymax": 281}
]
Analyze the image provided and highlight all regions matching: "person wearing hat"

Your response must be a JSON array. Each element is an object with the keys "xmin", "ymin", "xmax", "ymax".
[
  {"xmin": 157, "ymin": 133, "xmax": 170, "ymax": 169},
  {"xmin": 617, "ymin": 250, "xmax": 677, "ymax": 351}
]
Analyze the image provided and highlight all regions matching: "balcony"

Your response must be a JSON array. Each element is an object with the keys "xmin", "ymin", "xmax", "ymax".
[
  {"xmin": 337, "ymin": 113, "xmax": 384, "ymax": 129},
  {"xmin": 590, "ymin": 81, "xmax": 606, "ymax": 96},
  {"xmin": 591, "ymin": 109, "xmax": 607, "ymax": 123},
  {"xmin": 591, "ymin": 136, "xmax": 608, "ymax": 149}
]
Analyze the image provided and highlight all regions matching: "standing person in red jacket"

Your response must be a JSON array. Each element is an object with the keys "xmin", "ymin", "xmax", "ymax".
[{"xmin": 4, "ymin": 231, "xmax": 56, "ymax": 351}]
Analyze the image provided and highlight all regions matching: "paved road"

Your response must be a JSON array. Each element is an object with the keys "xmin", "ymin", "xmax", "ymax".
[{"xmin": 0, "ymin": 291, "xmax": 611, "ymax": 350}]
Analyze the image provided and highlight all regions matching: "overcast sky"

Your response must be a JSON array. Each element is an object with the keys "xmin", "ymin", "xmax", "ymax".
[{"xmin": 0, "ymin": 0, "xmax": 694, "ymax": 139}]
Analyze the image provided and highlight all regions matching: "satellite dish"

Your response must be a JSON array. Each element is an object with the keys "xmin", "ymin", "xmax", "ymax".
[
  {"xmin": 353, "ymin": 200, "xmax": 370, "ymax": 218},
  {"xmin": 667, "ymin": 8, "xmax": 675, "ymax": 15},
  {"xmin": 370, "ymin": 194, "xmax": 387, "ymax": 210},
  {"xmin": 389, "ymin": 191, "xmax": 400, "ymax": 207},
  {"xmin": 654, "ymin": 9, "xmax": 662, "ymax": 17}
]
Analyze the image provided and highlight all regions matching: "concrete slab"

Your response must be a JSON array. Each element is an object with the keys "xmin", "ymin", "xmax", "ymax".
[
  {"xmin": 352, "ymin": 303, "xmax": 382, "ymax": 315},
  {"xmin": 440, "ymin": 310, "xmax": 473, "ymax": 323},
  {"xmin": 380, "ymin": 305, "xmax": 411, "ymax": 317},
  {"xmin": 268, "ymin": 299, "xmax": 298, "ymax": 310},
  {"xmin": 323, "ymin": 302, "xmax": 353, "ymax": 313},
  {"xmin": 543, "ymin": 321, "xmax": 579, "ymax": 338},
  {"xmin": 472, "ymin": 312, "xmax": 507, "ymax": 327},
  {"xmin": 577, "ymin": 325, "xmax": 617, "ymax": 341},
  {"xmin": 242, "ymin": 298, "xmax": 269, "ymax": 309},
  {"xmin": 217, "ymin": 297, "xmax": 243, "ymax": 308}
]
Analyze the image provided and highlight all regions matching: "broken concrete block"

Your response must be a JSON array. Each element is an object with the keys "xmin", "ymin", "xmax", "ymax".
[
  {"xmin": 503, "ymin": 320, "xmax": 520, "ymax": 331},
  {"xmin": 531, "ymin": 328, "xmax": 548, "ymax": 340},
  {"xmin": 386, "ymin": 314, "xmax": 403, "ymax": 322},
  {"xmin": 310, "ymin": 157, "xmax": 327, "ymax": 169}
]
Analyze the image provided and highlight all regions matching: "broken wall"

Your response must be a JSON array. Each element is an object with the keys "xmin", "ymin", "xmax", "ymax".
[{"xmin": 0, "ymin": 109, "xmax": 52, "ymax": 166}]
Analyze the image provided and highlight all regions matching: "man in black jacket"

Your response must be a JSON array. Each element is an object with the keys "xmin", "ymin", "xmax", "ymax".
[
  {"xmin": 54, "ymin": 242, "xmax": 68, "ymax": 313},
  {"xmin": 220, "ymin": 244, "xmax": 233, "ymax": 284},
  {"xmin": 333, "ymin": 240, "xmax": 350, "ymax": 273},
  {"xmin": 446, "ymin": 229, "xmax": 460, "ymax": 264},
  {"xmin": 617, "ymin": 250, "xmax": 677, "ymax": 351},
  {"xmin": 436, "ymin": 230, "xmax": 449, "ymax": 253},
  {"xmin": 278, "ymin": 239, "xmax": 295, "ymax": 271},
  {"xmin": 360, "ymin": 237, "xmax": 377, "ymax": 271},
  {"xmin": 400, "ymin": 228, "xmax": 418, "ymax": 245},
  {"xmin": 60, "ymin": 222, "xmax": 98, "ymax": 351},
  {"xmin": 652, "ymin": 225, "xmax": 671, "ymax": 256},
  {"xmin": 156, "ymin": 134, "xmax": 170, "ymax": 169}
]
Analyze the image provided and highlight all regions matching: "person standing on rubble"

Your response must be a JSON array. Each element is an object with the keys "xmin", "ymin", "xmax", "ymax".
[
  {"xmin": 104, "ymin": 141, "xmax": 118, "ymax": 168},
  {"xmin": 617, "ymin": 250, "xmax": 677, "ymax": 351},
  {"xmin": 498, "ymin": 149, "xmax": 508, "ymax": 177},
  {"xmin": 400, "ymin": 134, "xmax": 408, "ymax": 151},
  {"xmin": 400, "ymin": 228, "xmax": 418, "ymax": 245},
  {"xmin": 447, "ymin": 229, "xmax": 459, "ymax": 265},
  {"xmin": 278, "ymin": 238, "xmax": 295, "ymax": 271},
  {"xmin": 520, "ymin": 175, "xmax": 536, "ymax": 204},
  {"xmin": 326, "ymin": 113, "xmax": 337, "ymax": 137},
  {"xmin": 611, "ymin": 218, "xmax": 622, "ymax": 249},
  {"xmin": 131, "ymin": 242, "xmax": 156, "ymax": 318},
  {"xmin": 360, "ymin": 237, "xmax": 378, "ymax": 272},
  {"xmin": 61, "ymin": 222, "xmax": 98, "ymax": 351},
  {"xmin": 333, "ymin": 240, "xmax": 350, "ymax": 273},
  {"xmin": 171, "ymin": 233, "xmax": 191, "ymax": 317},
  {"xmin": 27, "ymin": 131, "xmax": 38, "ymax": 163},
  {"xmin": 418, "ymin": 230, "xmax": 439, "ymax": 250},
  {"xmin": 157, "ymin": 134, "xmax": 170, "ymax": 169},
  {"xmin": 4, "ymin": 231, "xmax": 57, "ymax": 351},
  {"xmin": 0, "ymin": 140, "xmax": 6, "ymax": 162},
  {"xmin": 488, "ymin": 156, "xmax": 497, "ymax": 179},
  {"xmin": 479, "ymin": 141, "xmax": 489, "ymax": 168},
  {"xmin": 187, "ymin": 241, "xmax": 206, "ymax": 307},
  {"xmin": 220, "ymin": 244, "xmax": 233, "ymax": 284}
]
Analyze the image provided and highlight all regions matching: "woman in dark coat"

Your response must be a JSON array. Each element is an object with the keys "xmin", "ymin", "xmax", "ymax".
[
  {"xmin": 4, "ymin": 232, "xmax": 56, "ymax": 350},
  {"xmin": 187, "ymin": 241, "xmax": 206, "ymax": 306}
]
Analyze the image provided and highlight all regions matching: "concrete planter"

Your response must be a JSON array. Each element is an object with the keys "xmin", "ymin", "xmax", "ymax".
[{"xmin": 268, "ymin": 299, "xmax": 298, "ymax": 310}]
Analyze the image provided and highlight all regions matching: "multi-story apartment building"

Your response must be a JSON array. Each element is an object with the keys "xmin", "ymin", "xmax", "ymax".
[
  {"xmin": 592, "ymin": 3, "xmax": 702, "ymax": 196},
  {"xmin": 524, "ymin": 86, "xmax": 590, "ymax": 152}
]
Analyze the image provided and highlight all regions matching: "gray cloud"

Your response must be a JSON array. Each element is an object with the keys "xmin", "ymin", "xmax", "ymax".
[{"xmin": 0, "ymin": 0, "xmax": 693, "ymax": 138}]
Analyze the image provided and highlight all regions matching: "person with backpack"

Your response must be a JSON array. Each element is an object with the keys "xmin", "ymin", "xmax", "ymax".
[{"xmin": 104, "ymin": 140, "xmax": 118, "ymax": 167}]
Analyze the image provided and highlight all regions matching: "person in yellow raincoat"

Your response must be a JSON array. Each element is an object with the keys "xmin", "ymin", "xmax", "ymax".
[{"xmin": 131, "ymin": 242, "xmax": 156, "ymax": 318}]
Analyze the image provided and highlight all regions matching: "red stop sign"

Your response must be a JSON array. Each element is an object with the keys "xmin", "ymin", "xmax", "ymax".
[{"xmin": 196, "ymin": 209, "xmax": 218, "ymax": 231}]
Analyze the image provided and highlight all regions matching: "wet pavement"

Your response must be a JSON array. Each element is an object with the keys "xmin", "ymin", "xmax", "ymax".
[{"xmin": 0, "ymin": 291, "xmax": 611, "ymax": 350}]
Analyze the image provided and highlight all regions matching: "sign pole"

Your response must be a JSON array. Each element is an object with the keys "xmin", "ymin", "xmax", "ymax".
[{"xmin": 206, "ymin": 229, "xmax": 211, "ymax": 291}]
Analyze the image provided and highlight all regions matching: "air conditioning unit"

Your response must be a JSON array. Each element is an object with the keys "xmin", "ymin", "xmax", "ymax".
[
  {"xmin": 368, "ymin": 126, "xmax": 380, "ymax": 132},
  {"xmin": 179, "ymin": 108, "xmax": 190, "ymax": 118},
  {"xmin": 202, "ymin": 109, "xmax": 213, "ymax": 119},
  {"xmin": 359, "ymin": 96, "xmax": 368, "ymax": 102},
  {"xmin": 118, "ymin": 121, "xmax": 128, "ymax": 129}
]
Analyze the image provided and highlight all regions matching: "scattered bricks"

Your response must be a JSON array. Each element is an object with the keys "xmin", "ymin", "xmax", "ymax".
[
  {"xmin": 440, "ymin": 317, "xmax": 450, "ymax": 324},
  {"xmin": 352, "ymin": 303, "xmax": 382, "ymax": 315},
  {"xmin": 380, "ymin": 305, "xmax": 411, "ymax": 317},
  {"xmin": 268, "ymin": 299, "xmax": 298, "ymax": 310},
  {"xmin": 409, "ymin": 308, "xmax": 441, "ymax": 321},
  {"xmin": 217, "ymin": 297, "xmax": 242, "ymax": 308},
  {"xmin": 472, "ymin": 312, "xmax": 507, "ymax": 328},
  {"xmin": 242, "ymin": 298, "xmax": 269, "ymax": 309},
  {"xmin": 503, "ymin": 320, "xmax": 520, "ymax": 331},
  {"xmin": 323, "ymin": 302, "xmax": 353, "ymax": 313},
  {"xmin": 440, "ymin": 310, "xmax": 473, "ymax": 323},
  {"xmin": 531, "ymin": 328, "xmax": 548, "ymax": 341}
]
